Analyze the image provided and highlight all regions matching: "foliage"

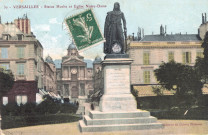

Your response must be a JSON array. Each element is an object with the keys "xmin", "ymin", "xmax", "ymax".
[
  {"xmin": 0, "ymin": 69, "xmax": 14, "ymax": 96},
  {"xmin": 154, "ymin": 61, "xmax": 203, "ymax": 98},
  {"xmin": 195, "ymin": 31, "xmax": 208, "ymax": 83},
  {"xmin": 152, "ymin": 85, "xmax": 165, "ymax": 96},
  {"xmin": 1, "ymin": 103, "xmax": 20, "ymax": 116},
  {"xmin": 59, "ymin": 103, "xmax": 78, "ymax": 114},
  {"xmin": 150, "ymin": 106, "xmax": 208, "ymax": 120},
  {"xmin": 201, "ymin": 31, "xmax": 208, "ymax": 59},
  {"xmin": 1, "ymin": 96, "xmax": 78, "ymax": 116},
  {"xmin": 131, "ymin": 88, "xmax": 138, "ymax": 98},
  {"xmin": 35, "ymin": 95, "xmax": 61, "ymax": 115},
  {"xmin": 195, "ymin": 57, "xmax": 208, "ymax": 83},
  {"xmin": 137, "ymin": 94, "xmax": 208, "ymax": 109}
]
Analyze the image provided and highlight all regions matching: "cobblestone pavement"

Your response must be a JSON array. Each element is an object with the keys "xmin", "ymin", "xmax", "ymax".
[{"xmin": 3, "ymin": 120, "xmax": 208, "ymax": 135}]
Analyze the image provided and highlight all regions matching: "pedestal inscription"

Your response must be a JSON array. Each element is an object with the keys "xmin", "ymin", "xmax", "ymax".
[
  {"xmin": 104, "ymin": 65, "xmax": 130, "ymax": 95},
  {"xmin": 99, "ymin": 59, "xmax": 137, "ymax": 112}
]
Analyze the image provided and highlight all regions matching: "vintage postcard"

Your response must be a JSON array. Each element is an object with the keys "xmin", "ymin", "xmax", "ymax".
[{"xmin": 0, "ymin": 0, "xmax": 208, "ymax": 135}]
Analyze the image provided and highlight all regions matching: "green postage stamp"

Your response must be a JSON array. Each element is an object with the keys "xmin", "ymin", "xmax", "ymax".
[{"xmin": 65, "ymin": 9, "xmax": 105, "ymax": 51}]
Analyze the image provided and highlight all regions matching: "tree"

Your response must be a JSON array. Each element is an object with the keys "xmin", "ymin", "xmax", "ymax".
[
  {"xmin": 0, "ymin": 68, "xmax": 14, "ymax": 134},
  {"xmin": 201, "ymin": 31, "xmax": 208, "ymax": 60},
  {"xmin": 154, "ymin": 61, "xmax": 203, "ymax": 98},
  {"xmin": 195, "ymin": 57, "xmax": 208, "ymax": 83},
  {"xmin": 195, "ymin": 31, "xmax": 208, "ymax": 83},
  {"xmin": 0, "ymin": 68, "xmax": 14, "ymax": 97}
]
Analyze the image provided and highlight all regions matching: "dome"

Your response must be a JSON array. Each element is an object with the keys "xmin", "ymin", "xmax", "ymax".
[
  {"xmin": 45, "ymin": 55, "xmax": 54, "ymax": 64},
  {"xmin": 68, "ymin": 41, "xmax": 76, "ymax": 50},
  {"xmin": 94, "ymin": 55, "xmax": 102, "ymax": 63}
]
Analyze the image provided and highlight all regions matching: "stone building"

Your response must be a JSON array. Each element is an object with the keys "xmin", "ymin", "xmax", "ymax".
[
  {"xmin": 127, "ymin": 14, "xmax": 208, "ymax": 96},
  {"xmin": 93, "ymin": 56, "xmax": 103, "ymax": 92},
  {"xmin": 129, "ymin": 33, "xmax": 202, "ymax": 85},
  {"xmin": 0, "ymin": 15, "xmax": 44, "ymax": 104},
  {"xmin": 91, "ymin": 56, "xmax": 103, "ymax": 102},
  {"xmin": 44, "ymin": 55, "xmax": 57, "ymax": 94},
  {"xmin": 56, "ymin": 42, "xmax": 93, "ymax": 103}
]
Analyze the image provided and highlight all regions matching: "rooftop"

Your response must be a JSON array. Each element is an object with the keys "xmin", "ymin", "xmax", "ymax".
[
  {"xmin": 140, "ymin": 34, "xmax": 201, "ymax": 42},
  {"xmin": 54, "ymin": 59, "xmax": 93, "ymax": 68},
  {"xmin": 45, "ymin": 55, "xmax": 54, "ymax": 64},
  {"xmin": 94, "ymin": 55, "xmax": 102, "ymax": 63},
  {"xmin": 68, "ymin": 41, "xmax": 76, "ymax": 50}
]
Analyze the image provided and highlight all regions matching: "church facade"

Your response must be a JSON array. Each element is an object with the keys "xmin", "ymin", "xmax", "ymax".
[{"xmin": 56, "ymin": 42, "xmax": 93, "ymax": 103}]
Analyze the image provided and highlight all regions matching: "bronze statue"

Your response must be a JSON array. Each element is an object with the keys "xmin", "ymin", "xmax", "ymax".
[{"xmin": 104, "ymin": 2, "xmax": 127, "ymax": 54}]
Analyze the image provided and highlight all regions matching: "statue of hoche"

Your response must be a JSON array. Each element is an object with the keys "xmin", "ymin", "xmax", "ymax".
[{"xmin": 104, "ymin": 2, "xmax": 127, "ymax": 54}]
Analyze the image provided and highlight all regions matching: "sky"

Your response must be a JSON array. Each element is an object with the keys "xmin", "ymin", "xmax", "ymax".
[{"xmin": 0, "ymin": 0, "xmax": 208, "ymax": 60}]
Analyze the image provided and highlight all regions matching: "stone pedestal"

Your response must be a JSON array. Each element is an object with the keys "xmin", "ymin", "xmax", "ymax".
[
  {"xmin": 79, "ymin": 57, "xmax": 163, "ymax": 132},
  {"xmin": 99, "ymin": 59, "xmax": 136, "ymax": 112}
]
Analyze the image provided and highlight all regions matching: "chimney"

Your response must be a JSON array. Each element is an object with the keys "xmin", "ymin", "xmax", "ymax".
[
  {"xmin": 205, "ymin": 13, "xmax": 207, "ymax": 22},
  {"xmin": 142, "ymin": 28, "xmax": 144, "ymax": 37},
  {"xmin": 14, "ymin": 14, "xmax": 31, "ymax": 34},
  {"xmin": 165, "ymin": 25, "xmax": 167, "ymax": 34},
  {"xmin": 137, "ymin": 27, "xmax": 141, "ymax": 41},
  {"xmin": 202, "ymin": 13, "xmax": 205, "ymax": 24},
  {"xmin": 132, "ymin": 33, "xmax": 134, "ymax": 41},
  {"xmin": 160, "ymin": 25, "xmax": 164, "ymax": 35},
  {"xmin": 198, "ymin": 28, "xmax": 200, "ymax": 36}
]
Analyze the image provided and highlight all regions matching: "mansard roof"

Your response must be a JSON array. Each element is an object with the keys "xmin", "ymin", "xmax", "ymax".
[{"xmin": 140, "ymin": 34, "xmax": 201, "ymax": 42}]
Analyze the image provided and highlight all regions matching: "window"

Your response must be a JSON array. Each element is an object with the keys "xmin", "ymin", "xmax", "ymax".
[
  {"xmin": 168, "ymin": 52, "xmax": 174, "ymax": 62},
  {"xmin": 17, "ymin": 34, "xmax": 23, "ymax": 40},
  {"xmin": 196, "ymin": 51, "xmax": 203, "ymax": 58},
  {"xmin": 16, "ymin": 95, "xmax": 27, "ymax": 105},
  {"xmin": 3, "ymin": 35, "xmax": 9, "ymax": 40},
  {"xmin": 1, "ymin": 48, "xmax": 8, "ymax": 58},
  {"xmin": 17, "ymin": 63, "xmax": 24, "ymax": 75},
  {"xmin": 2, "ymin": 97, "xmax": 8, "ymax": 105},
  {"xmin": 182, "ymin": 52, "xmax": 191, "ymax": 64},
  {"xmin": 143, "ymin": 52, "xmax": 150, "ymax": 65},
  {"xmin": 143, "ymin": 71, "xmax": 150, "ymax": 84},
  {"xmin": 17, "ymin": 47, "xmax": 25, "ymax": 58},
  {"xmin": 0, "ymin": 64, "xmax": 9, "ymax": 70}
]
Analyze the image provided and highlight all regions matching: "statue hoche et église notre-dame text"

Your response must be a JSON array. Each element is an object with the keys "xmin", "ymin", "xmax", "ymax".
[{"xmin": 104, "ymin": 2, "xmax": 127, "ymax": 54}]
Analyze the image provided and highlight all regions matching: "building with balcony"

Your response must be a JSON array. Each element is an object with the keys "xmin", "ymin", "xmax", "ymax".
[
  {"xmin": 43, "ymin": 55, "xmax": 57, "ymax": 94},
  {"xmin": 0, "ymin": 15, "xmax": 44, "ymax": 104}
]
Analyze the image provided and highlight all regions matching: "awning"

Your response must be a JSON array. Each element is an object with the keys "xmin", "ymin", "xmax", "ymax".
[
  {"xmin": 134, "ymin": 85, "xmax": 175, "ymax": 97},
  {"xmin": 39, "ymin": 89, "xmax": 48, "ymax": 96}
]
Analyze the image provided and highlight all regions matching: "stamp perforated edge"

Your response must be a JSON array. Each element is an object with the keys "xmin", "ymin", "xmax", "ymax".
[{"xmin": 64, "ymin": 8, "xmax": 105, "ymax": 53}]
